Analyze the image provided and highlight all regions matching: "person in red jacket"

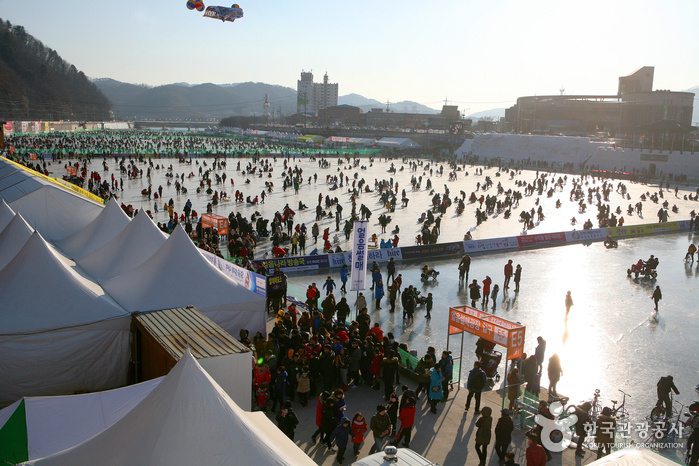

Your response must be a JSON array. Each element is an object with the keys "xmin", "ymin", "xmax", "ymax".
[
  {"xmin": 526, "ymin": 433, "xmax": 547, "ymax": 466},
  {"xmin": 351, "ymin": 412, "xmax": 368, "ymax": 458},
  {"xmin": 253, "ymin": 361, "xmax": 271, "ymax": 390},
  {"xmin": 311, "ymin": 391, "xmax": 331, "ymax": 444},
  {"xmin": 394, "ymin": 399, "xmax": 416, "ymax": 447}
]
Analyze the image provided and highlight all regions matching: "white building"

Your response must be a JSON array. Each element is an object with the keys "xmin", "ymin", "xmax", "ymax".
[{"xmin": 297, "ymin": 71, "xmax": 338, "ymax": 116}]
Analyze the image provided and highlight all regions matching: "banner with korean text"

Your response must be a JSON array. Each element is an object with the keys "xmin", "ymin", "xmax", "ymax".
[
  {"xmin": 350, "ymin": 220, "xmax": 369, "ymax": 291},
  {"xmin": 448, "ymin": 305, "xmax": 526, "ymax": 360}
]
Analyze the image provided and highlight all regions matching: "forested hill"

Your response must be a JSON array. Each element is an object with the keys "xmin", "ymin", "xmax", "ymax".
[{"xmin": 0, "ymin": 19, "xmax": 111, "ymax": 121}]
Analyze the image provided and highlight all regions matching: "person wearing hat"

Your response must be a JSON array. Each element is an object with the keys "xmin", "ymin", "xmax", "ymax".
[
  {"xmin": 494, "ymin": 408, "xmax": 515, "ymax": 462},
  {"xmin": 369, "ymin": 404, "xmax": 392, "ymax": 454},
  {"xmin": 276, "ymin": 401, "xmax": 299, "ymax": 441},
  {"xmin": 329, "ymin": 416, "xmax": 355, "ymax": 464}
]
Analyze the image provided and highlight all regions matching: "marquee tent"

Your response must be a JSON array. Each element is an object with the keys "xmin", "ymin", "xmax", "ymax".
[
  {"xmin": 0, "ymin": 231, "xmax": 131, "ymax": 406},
  {"xmin": 101, "ymin": 225, "xmax": 266, "ymax": 336},
  {"xmin": 0, "ymin": 198, "xmax": 15, "ymax": 232},
  {"xmin": 21, "ymin": 350, "xmax": 317, "ymax": 466},
  {"xmin": 0, "ymin": 212, "xmax": 34, "ymax": 271},
  {"xmin": 56, "ymin": 198, "xmax": 130, "ymax": 260},
  {"xmin": 0, "ymin": 377, "xmax": 163, "ymax": 464},
  {"xmin": 377, "ymin": 137, "xmax": 421, "ymax": 150},
  {"xmin": 587, "ymin": 446, "xmax": 680, "ymax": 465},
  {"xmin": 76, "ymin": 209, "xmax": 167, "ymax": 282}
]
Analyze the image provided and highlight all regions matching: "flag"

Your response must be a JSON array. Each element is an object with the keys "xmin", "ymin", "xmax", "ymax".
[{"xmin": 349, "ymin": 220, "xmax": 369, "ymax": 291}]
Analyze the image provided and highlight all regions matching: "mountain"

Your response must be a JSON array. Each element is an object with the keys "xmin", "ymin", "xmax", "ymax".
[
  {"xmin": 339, "ymin": 94, "xmax": 439, "ymax": 114},
  {"xmin": 0, "ymin": 19, "xmax": 111, "ymax": 121},
  {"xmin": 93, "ymin": 80, "xmax": 297, "ymax": 120},
  {"xmin": 466, "ymin": 108, "xmax": 507, "ymax": 120}
]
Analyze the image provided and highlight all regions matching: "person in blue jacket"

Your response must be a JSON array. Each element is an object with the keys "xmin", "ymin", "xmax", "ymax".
[
  {"xmin": 323, "ymin": 276, "xmax": 336, "ymax": 296},
  {"xmin": 429, "ymin": 365, "xmax": 443, "ymax": 414},
  {"xmin": 340, "ymin": 264, "xmax": 350, "ymax": 293},
  {"xmin": 374, "ymin": 279, "xmax": 385, "ymax": 309},
  {"xmin": 439, "ymin": 351, "xmax": 453, "ymax": 402},
  {"xmin": 329, "ymin": 416, "xmax": 355, "ymax": 464}
]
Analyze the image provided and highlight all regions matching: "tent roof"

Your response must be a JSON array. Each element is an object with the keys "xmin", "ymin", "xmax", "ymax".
[
  {"xmin": 0, "ymin": 231, "xmax": 128, "ymax": 334},
  {"xmin": 0, "ymin": 158, "xmax": 46, "ymax": 204},
  {"xmin": 56, "ymin": 198, "xmax": 130, "ymax": 260},
  {"xmin": 587, "ymin": 446, "xmax": 680, "ymax": 465},
  {"xmin": 0, "ymin": 212, "xmax": 34, "ymax": 271},
  {"xmin": 102, "ymin": 225, "xmax": 265, "ymax": 313},
  {"xmin": 23, "ymin": 350, "xmax": 316, "ymax": 466},
  {"xmin": 0, "ymin": 377, "xmax": 162, "ymax": 462},
  {"xmin": 77, "ymin": 209, "xmax": 167, "ymax": 282},
  {"xmin": 0, "ymin": 198, "xmax": 16, "ymax": 232}
]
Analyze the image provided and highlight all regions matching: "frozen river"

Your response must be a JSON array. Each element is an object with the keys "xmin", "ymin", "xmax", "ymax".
[{"xmin": 62, "ymin": 152, "xmax": 699, "ymax": 427}]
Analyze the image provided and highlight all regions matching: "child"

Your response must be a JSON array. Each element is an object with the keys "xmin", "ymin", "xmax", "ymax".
[
  {"xmin": 351, "ymin": 413, "xmax": 368, "ymax": 458},
  {"xmin": 256, "ymin": 385, "xmax": 269, "ymax": 413},
  {"xmin": 426, "ymin": 293, "xmax": 433, "ymax": 318},
  {"xmin": 329, "ymin": 417, "xmax": 355, "ymax": 464}
]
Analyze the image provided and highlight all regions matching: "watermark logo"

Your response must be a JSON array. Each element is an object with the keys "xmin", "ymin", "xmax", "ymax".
[{"xmin": 535, "ymin": 402, "xmax": 577, "ymax": 452}]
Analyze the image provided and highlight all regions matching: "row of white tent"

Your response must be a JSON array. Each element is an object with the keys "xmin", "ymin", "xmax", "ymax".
[
  {"xmin": 0, "ymin": 156, "xmax": 266, "ymax": 406},
  {"xmin": 0, "ymin": 350, "xmax": 316, "ymax": 465}
]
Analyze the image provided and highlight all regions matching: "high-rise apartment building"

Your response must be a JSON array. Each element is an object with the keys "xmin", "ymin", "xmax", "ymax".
[{"xmin": 297, "ymin": 71, "xmax": 338, "ymax": 116}]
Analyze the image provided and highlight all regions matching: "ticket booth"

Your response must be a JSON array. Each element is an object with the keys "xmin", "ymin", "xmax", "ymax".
[{"xmin": 201, "ymin": 213, "xmax": 229, "ymax": 236}]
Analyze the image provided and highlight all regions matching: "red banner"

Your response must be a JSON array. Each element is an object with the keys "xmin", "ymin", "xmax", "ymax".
[{"xmin": 517, "ymin": 232, "xmax": 566, "ymax": 248}]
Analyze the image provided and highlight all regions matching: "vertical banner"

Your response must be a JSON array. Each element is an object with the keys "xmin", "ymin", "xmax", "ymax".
[{"xmin": 350, "ymin": 220, "xmax": 369, "ymax": 291}]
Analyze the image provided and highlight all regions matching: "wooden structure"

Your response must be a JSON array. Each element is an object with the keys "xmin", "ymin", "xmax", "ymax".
[{"xmin": 131, "ymin": 305, "xmax": 253, "ymax": 409}]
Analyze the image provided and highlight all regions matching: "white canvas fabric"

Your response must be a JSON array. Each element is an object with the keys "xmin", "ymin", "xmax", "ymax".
[
  {"xmin": 0, "ymin": 212, "xmax": 34, "ymax": 271},
  {"xmin": 587, "ymin": 446, "xmax": 680, "ymax": 465},
  {"xmin": 22, "ymin": 351, "xmax": 317, "ymax": 466},
  {"xmin": 56, "ymin": 198, "xmax": 130, "ymax": 260},
  {"xmin": 0, "ymin": 159, "xmax": 46, "ymax": 204},
  {"xmin": 0, "ymin": 198, "xmax": 16, "ymax": 232},
  {"xmin": 0, "ymin": 378, "xmax": 162, "ymax": 461},
  {"xmin": 77, "ymin": 209, "xmax": 167, "ymax": 282},
  {"xmin": 9, "ymin": 186, "xmax": 103, "ymax": 242},
  {"xmin": 102, "ymin": 224, "xmax": 265, "ymax": 336},
  {"xmin": 0, "ymin": 231, "xmax": 131, "ymax": 405}
]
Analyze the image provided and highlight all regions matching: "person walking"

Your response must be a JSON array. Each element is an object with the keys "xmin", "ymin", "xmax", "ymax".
[
  {"xmin": 595, "ymin": 407, "xmax": 616, "ymax": 459},
  {"xmin": 374, "ymin": 279, "xmax": 384, "ymax": 309},
  {"xmin": 469, "ymin": 280, "xmax": 481, "ymax": 307},
  {"xmin": 565, "ymin": 291, "xmax": 573, "ymax": 316},
  {"xmin": 368, "ymin": 405, "xmax": 392, "ymax": 454},
  {"xmin": 474, "ymin": 406, "xmax": 493, "ymax": 466},
  {"xmin": 652, "ymin": 286, "xmax": 662, "ymax": 311},
  {"xmin": 526, "ymin": 433, "xmax": 547, "ymax": 466},
  {"xmin": 504, "ymin": 259, "xmax": 513, "ymax": 289},
  {"xmin": 381, "ymin": 349, "xmax": 400, "ymax": 401},
  {"xmin": 493, "ymin": 408, "xmax": 514, "ymax": 462},
  {"xmin": 340, "ymin": 264, "xmax": 349, "ymax": 293},
  {"xmin": 276, "ymin": 401, "xmax": 299, "ymax": 441},
  {"xmin": 394, "ymin": 397, "xmax": 416, "ymax": 447},
  {"xmin": 428, "ymin": 365, "xmax": 443, "ymax": 414},
  {"xmin": 426, "ymin": 292, "xmax": 433, "ymax": 318},
  {"xmin": 350, "ymin": 413, "xmax": 368, "ymax": 459},
  {"xmin": 459, "ymin": 254, "xmax": 471, "ymax": 282},
  {"xmin": 573, "ymin": 402, "xmax": 592, "ymax": 457},
  {"xmin": 387, "ymin": 257, "xmax": 396, "ymax": 284},
  {"xmin": 388, "ymin": 281, "xmax": 399, "ymax": 313},
  {"xmin": 465, "ymin": 361, "xmax": 487, "ymax": 414},
  {"xmin": 534, "ymin": 337, "xmax": 546, "ymax": 374},
  {"xmin": 328, "ymin": 416, "xmax": 355, "ymax": 464},
  {"xmin": 547, "ymin": 354, "xmax": 563, "ymax": 396},
  {"xmin": 513, "ymin": 264, "xmax": 522, "ymax": 292},
  {"xmin": 414, "ymin": 353, "xmax": 434, "ymax": 400},
  {"xmin": 439, "ymin": 350, "xmax": 453, "ymax": 401},
  {"xmin": 686, "ymin": 244, "xmax": 697, "ymax": 262}
]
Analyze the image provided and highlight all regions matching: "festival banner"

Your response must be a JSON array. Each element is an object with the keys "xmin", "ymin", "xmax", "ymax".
[
  {"xmin": 463, "ymin": 236, "xmax": 519, "ymax": 253},
  {"xmin": 350, "ymin": 220, "xmax": 369, "ymax": 291},
  {"xmin": 516, "ymin": 232, "xmax": 566, "ymax": 248},
  {"xmin": 328, "ymin": 252, "xmax": 352, "ymax": 268},
  {"xmin": 200, "ymin": 249, "xmax": 266, "ymax": 297},
  {"xmin": 448, "ymin": 306, "xmax": 526, "ymax": 360},
  {"xmin": 255, "ymin": 255, "xmax": 330, "ymax": 272},
  {"xmin": 400, "ymin": 242, "xmax": 464, "ymax": 260},
  {"xmin": 606, "ymin": 222, "xmax": 679, "ymax": 238},
  {"xmin": 564, "ymin": 228, "xmax": 606, "ymax": 243},
  {"xmin": 367, "ymin": 248, "xmax": 403, "ymax": 263}
]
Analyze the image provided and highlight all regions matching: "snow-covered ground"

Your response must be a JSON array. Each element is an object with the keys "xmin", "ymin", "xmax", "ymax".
[{"xmin": 63, "ymin": 153, "xmax": 699, "ymax": 433}]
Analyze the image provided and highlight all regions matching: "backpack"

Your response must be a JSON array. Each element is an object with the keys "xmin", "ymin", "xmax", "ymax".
[{"xmin": 472, "ymin": 370, "xmax": 487, "ymax": 391}]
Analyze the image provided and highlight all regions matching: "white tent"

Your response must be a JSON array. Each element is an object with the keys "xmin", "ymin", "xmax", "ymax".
[
  {"xmin": 0, "ymin": 198, "xmax": 16, "ymax": 232},
  {"xmin": 377, "ymin": 137, "xmax": 421, "ymax": 150},
  {"xmin": 0, "ymin": 231, "xmax": 131, "ymax": 406},
  {"xmin": 77, "ymin": 209, "xmax": 167, "ymax": 282},
  {"xmin": 0, "ymin": 377, "xmax": 163, "ymax": 463},
  {"xmin": 56, "ymin": 198, "xmax": 130, "ymax": 260},
  {"xmin": 21, "ymin": 350, "xmax": 317, "ymax": 466},
  {"xmin": 102, "ymin": 224, "xmax": 266, "ymax": 336},
  {"xmin": 587, "ymin": 446, "xmax": 680, "ymax": 465},
  {"xmin": 0, "ymin": 212, "xmax": 34, "ymax": 271}
]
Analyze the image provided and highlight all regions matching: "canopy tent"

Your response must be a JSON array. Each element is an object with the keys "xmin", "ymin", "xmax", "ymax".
[
  {"xmin": 587, "ymin": 446, "xmax": 680, "ymax": 465},
  {"xmin": 377, "ymin": 137, "xmax": 422, "ymax": 150},
  {"xmin": 0, "ymin": 212, "xmax": 34, "ymax": 271},
  {"xmin": 56, "ymin": 198, "xmax": 130, "ymax": 260},
  {"xmin": 21, "ymin": 350, "xmax": 317, "ymax": 466},
  {"xmin": 0, "ymin": 377, "xmax": 163, "ymax": 464},
  {"xmin": 0, "ymin": 231, "xmax": 131, "ymax": 406},
  {"xmin": 0, "ymin": 198, "xmax": 16, "ymax": 232},
  {"xmin": 102, "ymin": 225, "xmax": 266, "ymax": 337},
  {"xmin": 76, "ymin": 209, "xmax": 167, "ymax": 283}
]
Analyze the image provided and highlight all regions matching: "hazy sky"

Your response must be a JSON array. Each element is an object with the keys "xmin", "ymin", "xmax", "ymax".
[{"xmin": 2, "ymin": 0, "xmax": 698, "ymax": 114}]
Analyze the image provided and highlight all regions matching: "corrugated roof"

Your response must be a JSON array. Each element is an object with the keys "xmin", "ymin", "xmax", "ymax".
[{"xmin": 133, "ymin": 306, "xmax": 249, "ymax": 359}]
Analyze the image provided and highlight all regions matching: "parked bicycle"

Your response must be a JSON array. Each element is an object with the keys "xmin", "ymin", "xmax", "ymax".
[{"xmin": 610, "ymin": 389, "xmax": 630, "ymax": 420}]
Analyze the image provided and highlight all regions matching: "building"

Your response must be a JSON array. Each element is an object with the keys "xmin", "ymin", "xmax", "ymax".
[
  {"xmin": 507, "ymin": 67, "xmax": 694, "ymax": 137},
  {"xmin": 296, "ymin": 71, "xmax": 339, "ymax": 116}
]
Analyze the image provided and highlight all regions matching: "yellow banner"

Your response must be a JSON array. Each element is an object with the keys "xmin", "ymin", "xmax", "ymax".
[
  {"xmin": 1, "ymin": 156, "xmax": 106, "ymax": 205},
  {"xmin": 607, "ymin": 222, "xmax": 679, "ymax": 238}
]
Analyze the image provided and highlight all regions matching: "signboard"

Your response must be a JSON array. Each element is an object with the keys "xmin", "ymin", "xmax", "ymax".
[
  {"xmin": 463, "ymin": 236, "xmax": 519, "ymax": 253},
  {"xmin": 367, "ymin": 248, "xmax": 403, "ymax": 263},
  {"xmin": 4, "ymin": 121, "xmax": 12, "ymax": 132},
  {"xmin": 449, "ymin": 305, "xmax": 526, "ymax": 360},
  {"xmin": 607, "ymin": 222, "xmax": 678, "ymax": 238},
  {"xmin": 517, "ymin": 232, "xmax": 566, "ymax": 248},
  {"xmin": 200, "ymin": 249, "xmax": 266, "ymax": 297},
  {"xmin": 66, "ymin": 166, "xmax": 78, "ymax": 176},
  {"xmin": 201, "ymin": 213, "xmax": 229, "ymax": 236},
  {"xmin": 254, "ymin": 255, "xmax": 330, "ymax": 272},
  {"xmin": 328, "ymin": 252, "xmax": 352, "ymax": 268},
  {"xmin": 329, "ymin": 136, "xmax": 350, "ymax": 143},
  {"xmin": 640, "ymin": 153, "xmax": 668, "ymax": 162},
  {"xmin": 29, "ymin": 153, "xmax": 37, "ymax": 160},
  {"xmin": 266, "ymin": 273, "xmax": 287, "ymax": 294},
  {"xmin": 564, "ymin": 228, "xmax": 606, "ymax": 243},
  {"xmin": 401, "ymin": 242, "xmax": 464, "ymax": 260},
  {"xmin": 350, "ymin": 220, "xmax": 369, "ymax": 291}
]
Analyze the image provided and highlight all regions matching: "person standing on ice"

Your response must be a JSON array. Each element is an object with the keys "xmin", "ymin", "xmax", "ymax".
[
  {"xmin": 565, "ymin": 291, "xmax": 574, "ymax": 316},
  {"xmin": 652, "ymin": 286, "xmax": 662, "ymax": 311}
]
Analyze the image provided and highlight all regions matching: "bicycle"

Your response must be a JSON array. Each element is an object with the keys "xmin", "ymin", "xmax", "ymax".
[
  {"xmin": 645, "ymin": 399, "xmax": 697, "ymax": 446},
  {"xmin": 610, "ymin": 389, "xmax": 630, "ymax": 420},
  {"xmin": 650, "ymin": 392, "xmax": 678, "ymax": 421}
]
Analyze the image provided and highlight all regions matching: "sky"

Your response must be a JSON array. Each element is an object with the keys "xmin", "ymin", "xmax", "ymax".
[{"xmin": 1, "ymin": 0, "xmax": 698, "ymax": 115}]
